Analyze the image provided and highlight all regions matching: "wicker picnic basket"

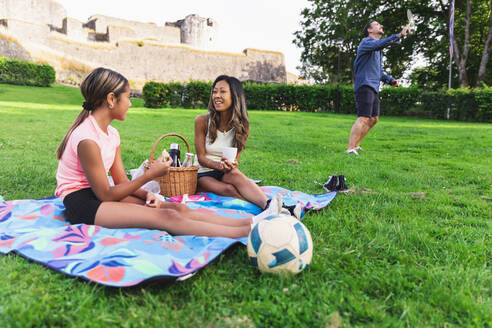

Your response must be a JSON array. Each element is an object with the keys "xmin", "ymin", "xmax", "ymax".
[{"xmin": 146, "ymin": 133, "xmax": 199, "ymax": 197}]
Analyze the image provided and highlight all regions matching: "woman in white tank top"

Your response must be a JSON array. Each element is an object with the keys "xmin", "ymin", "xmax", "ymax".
[{"xmin": 194, "ymin": 75, "xmax": 269, "ymax": 210}]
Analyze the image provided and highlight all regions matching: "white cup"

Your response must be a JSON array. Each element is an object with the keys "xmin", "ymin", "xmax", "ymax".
[{"xmin": 222, "ymin": 147, "xmax": 237, "ymax": 163}]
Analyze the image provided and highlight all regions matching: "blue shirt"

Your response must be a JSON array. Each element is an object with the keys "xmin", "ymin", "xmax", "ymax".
[{"xmin": 353, "ymin": 34, "xmax": 400, "ymax": 93}]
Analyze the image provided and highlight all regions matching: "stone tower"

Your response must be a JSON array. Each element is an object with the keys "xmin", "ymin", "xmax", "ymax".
[{"xmin": 166, "ymin": 14, "xmax": 217, "ymax": 50}]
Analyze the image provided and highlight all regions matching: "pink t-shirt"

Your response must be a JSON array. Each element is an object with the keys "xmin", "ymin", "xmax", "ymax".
[{"xmin": 55, "ymin": 115, "xmax": 120, "ymax": 198}]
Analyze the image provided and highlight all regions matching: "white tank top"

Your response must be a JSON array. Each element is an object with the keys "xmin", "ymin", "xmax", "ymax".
[{"xmin": 198, "ymin": 124, "xmax": 235, "ymax": 173}]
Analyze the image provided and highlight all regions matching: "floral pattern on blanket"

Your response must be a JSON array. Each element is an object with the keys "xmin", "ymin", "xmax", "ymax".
[{"xmin": 0, "ymin": 187, "xmax": 336, "ymax": 287}]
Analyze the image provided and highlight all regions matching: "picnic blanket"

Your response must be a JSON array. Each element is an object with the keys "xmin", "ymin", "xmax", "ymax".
[{"xmin": 0, "ymin": 187, "xmax": 336, "ymax": 287}]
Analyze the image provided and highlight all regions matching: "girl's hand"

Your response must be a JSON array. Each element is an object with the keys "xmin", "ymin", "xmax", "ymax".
[
  {"xmin": 146, "ymin": 155, "xmax": 173, "ymax": 179},
  {"xmin": 145, "ymin": 192, "xmax": 161, "ymax": 208}
]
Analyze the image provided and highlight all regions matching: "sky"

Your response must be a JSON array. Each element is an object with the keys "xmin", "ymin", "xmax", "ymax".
[{"xmin": 55, "ymin": 0, "xmax": 310, "ymax": 76}]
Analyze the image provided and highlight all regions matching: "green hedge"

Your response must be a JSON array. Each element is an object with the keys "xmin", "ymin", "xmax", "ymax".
[
  {"xmin": 419, "ymin": 91, "xmax": 450, "ymax": 119},
  {"xmin": 419, "ymin": 88, "xmax": 492, "ymax": 122},
  {"xmin": 0, "ymin": 56, "xmax": 55, "ymax": 87},
  {"xmin": 143, "ymin": 81, "xmax": 212, "ymax": 109},
  {"xmin": 473, "ymin": 88, "xmax": 492, "ymax": 122},
  {"xmin": 143, "ymin": 81, "xmax": 355, "ymax": 113},
  {"xmin": 380, "ymin": 86, "xmax": 422, "ymax": 116},
  {"xmin": 143, "ymin": 80, "xmax": 491, "ymax": 122},
  {"xmin": 243, "ymin": 83, "xmax": 355, "ymax": 113}
]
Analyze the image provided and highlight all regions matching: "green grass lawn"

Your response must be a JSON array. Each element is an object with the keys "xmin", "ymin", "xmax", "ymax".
[{"xmin": 0, "ymin": 83, "xmax": 491, "ymax": 327}]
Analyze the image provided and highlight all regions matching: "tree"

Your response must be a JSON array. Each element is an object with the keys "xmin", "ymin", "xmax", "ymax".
[
  {"xmin": 451, "ymin": 0, "xmax": 492, "ymax": 87},
  {"xmin": 293, "ymin": 0, "xmax": 491, "ymax": 88},
  {"xmin": 478, "ymin": 0, "xmax": 492, "ymax": 85}
]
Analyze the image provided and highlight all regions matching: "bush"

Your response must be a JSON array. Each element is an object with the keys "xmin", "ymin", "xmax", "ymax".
[
  {"xmin": 337, "ymin": 85, "xmax": 356, "ymax": 114},
  {"xmin": 420, "ymin": 91, "xmax": 450, "ymax": 119},
  {"xmin": 380, "ymin": 86, "xmax": 421, "ymax": 116},
  {"xmin": 447, "ymin": 88, "xmax": 478, "ymax": 121},
  {"xmin": 182, "ymin": 81, "xmax": 212, "ymax": 109},
  {"xmin": 0, "ymin": 56, "xmax": 56, "ymax": 87},
  {"xmin": 245, "ymin": 83, "xmax": 341, "ymax": 112},
  {"xmin": 473, "ymin": 88, "xmax": 492, "ymax": 122},
  {"xmin": 419, "ymin": 88, "xmax": 492, "ymax": 122},
  {"xmin": 142, "ymin": 81, "xmax": 163, "ymax": 108},
  {"xmin": 244, "ymin": 83, "xmax": 276, "ymax": 110},
  {"xmin": 142, "ymin": 81, "xmax": 184, "ymax": 108},
  {"xmin": 142, "ymin": 80, "xmax": 491, "ymax": 122}
]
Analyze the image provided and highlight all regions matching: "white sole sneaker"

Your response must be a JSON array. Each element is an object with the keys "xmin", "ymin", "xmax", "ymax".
[
  {"xmin": 280, "ymin": 202, "xmax": 303, "ymax": 220},
  {"xmin": 346, "ymin": 149, "xmax": 359, "ymax": 155},
  {"xmin": 252, "ymin": 193, "xmax": 283, "ymax": 226}
]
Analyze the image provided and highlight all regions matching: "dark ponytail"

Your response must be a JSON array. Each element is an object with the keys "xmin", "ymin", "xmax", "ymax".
[{"xmin": 56, "ymin": 67, "xmax": 128, "ymax": 159}]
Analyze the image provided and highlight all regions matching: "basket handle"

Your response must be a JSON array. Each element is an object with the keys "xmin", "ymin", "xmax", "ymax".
[{"xmin": 149, "ymin": 133, "xmax": 192, "ymax": 162}]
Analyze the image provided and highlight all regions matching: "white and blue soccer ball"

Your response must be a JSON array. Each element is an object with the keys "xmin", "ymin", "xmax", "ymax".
[{"xmin": 247, "ymin": 215, "xmax": 313, "ymax": 274}]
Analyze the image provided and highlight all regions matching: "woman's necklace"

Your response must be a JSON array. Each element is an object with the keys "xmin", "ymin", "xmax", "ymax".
[{"xmin": 219, "ymin": 127, "xmax": 228, "ymax": 136}]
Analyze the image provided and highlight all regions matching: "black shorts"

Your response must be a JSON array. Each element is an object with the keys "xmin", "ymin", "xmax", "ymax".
[
  {"xmin": 63, "ymin": 188, "xmax": 102, "ymax": 225},
  {"xmin": 355, "ymin": 85, "xmax": 380, "ymax": 117},
  {"xmin": 197, "ymin": 170, "xmax": 225, "ymax": 181}
]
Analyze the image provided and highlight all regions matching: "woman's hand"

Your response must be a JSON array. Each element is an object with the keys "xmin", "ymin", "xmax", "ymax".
[
  {"xmin": 220, "ymin": 157, "xmax": 237, "ymax": 172},
  {"xmin": 146, "ymin": 155, "xmax": 173, "ymax": 180},
  {"xmin": 145, "ymin": 192, "xmax": 161, "ymax": 208}
]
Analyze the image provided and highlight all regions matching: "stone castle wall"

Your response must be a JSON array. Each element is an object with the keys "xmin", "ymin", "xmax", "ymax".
[
  {"xmin": 25, "ymin": 30, "xmax": 284, "ymax": 86},
  {"xmin": 0, "ymin": 0, "xmax": 287, "ymax": 89},
  {"xmin": 0, "ymin": 0, "xmax": 66, "ymax": 29},
  {"xmin": 0, "ymin": 32, "xmax": 31, "ymax": 60},
  {"xmin": 86, "ymin": 15, "xmax": 181, "ymax": 45}
]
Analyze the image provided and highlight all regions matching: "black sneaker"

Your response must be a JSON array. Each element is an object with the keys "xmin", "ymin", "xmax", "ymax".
[
  {"xmin": 336, "ymin": 174, "xmax": 348, "ymax": 191},
  {"xmin": 281, "ymin": 202, "xmax": 302, "ymax": 220},
  {"xmin": 323, "ymin": 175, "xmax": 339, "ymax": 192},
  {"xmin": 281, "ymin": 204, "xmax": 295, "ymax": 216}
]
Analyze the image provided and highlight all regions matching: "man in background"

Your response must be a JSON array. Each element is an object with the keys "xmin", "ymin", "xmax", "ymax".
[{"xmin": 347, "ymin": 21, "xmax": 410, "ymax": 155}]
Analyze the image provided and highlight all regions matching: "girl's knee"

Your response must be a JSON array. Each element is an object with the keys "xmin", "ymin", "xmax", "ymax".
[
  {"xmin": 159, "ymin": 208, "xmax": 183, "ymax": 220},
  {"xmin": 167, "ymin": 203, "xmax": 188, "ymax": 213}
]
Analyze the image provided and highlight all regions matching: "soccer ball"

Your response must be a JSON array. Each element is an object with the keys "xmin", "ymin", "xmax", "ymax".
[{"xmin": 247, "ymin": 215, "xmax": 313, "ymax": 274}]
